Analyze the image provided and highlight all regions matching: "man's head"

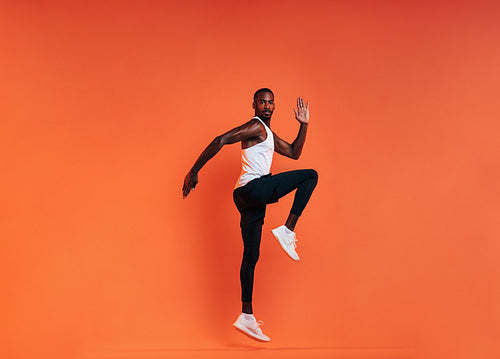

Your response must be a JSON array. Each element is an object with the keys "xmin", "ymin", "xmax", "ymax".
[{"xmin": 252, "ymin": 88, "xmax": 275, "ymax": 120}]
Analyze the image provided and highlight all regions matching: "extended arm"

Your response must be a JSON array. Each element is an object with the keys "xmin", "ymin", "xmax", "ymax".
[
  {"xmin": 274, "ymin": 97, "xmax": 310, "ymax": 160},
  {"xmin": 182, "ymin": 119, "xmax": 263, "ymax": 198}
]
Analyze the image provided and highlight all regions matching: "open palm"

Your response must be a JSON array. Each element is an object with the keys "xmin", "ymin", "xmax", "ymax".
[{"xmin": 294, "ymin": 97, "xmax": 310, "ymax": 124}]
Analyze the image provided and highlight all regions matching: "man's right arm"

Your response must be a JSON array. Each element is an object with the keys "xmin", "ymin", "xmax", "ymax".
[{"xmin": 182, "ymin": 119, "xmax": 263, "ymax": 198}]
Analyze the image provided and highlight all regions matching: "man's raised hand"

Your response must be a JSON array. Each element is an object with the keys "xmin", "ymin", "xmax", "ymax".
[{"xmin": 294, "ymin": 97, "xmax": 310, "ymax": 124}]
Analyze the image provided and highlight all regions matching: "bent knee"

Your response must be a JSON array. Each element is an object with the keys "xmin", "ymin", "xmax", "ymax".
[{"xmin": 307, "ymin": 169, "xmax": 318, "ymax": 183}]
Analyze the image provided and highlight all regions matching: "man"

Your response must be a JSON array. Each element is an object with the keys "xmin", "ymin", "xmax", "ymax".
[{"xmin": 182, "ymin": 88, "xmax": 318, "ymax": 342}]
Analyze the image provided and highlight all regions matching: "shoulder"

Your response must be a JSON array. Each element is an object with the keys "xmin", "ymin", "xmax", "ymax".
[
  {"xmin": 245, "ymin": 118, "xmax": 266, "ymax": 133},
  {"xmin": 248, "ymin": 117, "xmax": 263, "ymax": 126}
]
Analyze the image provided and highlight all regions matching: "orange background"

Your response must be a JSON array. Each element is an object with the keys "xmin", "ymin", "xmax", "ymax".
[{"xmin": 1, "ymin": 1, "xmax": 499, "ymax": 358}]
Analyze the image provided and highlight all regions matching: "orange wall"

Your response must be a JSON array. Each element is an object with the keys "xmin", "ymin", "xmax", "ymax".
[{"xmin": 1, "ymin": 1, "xmax": 499, "ymax": 358}]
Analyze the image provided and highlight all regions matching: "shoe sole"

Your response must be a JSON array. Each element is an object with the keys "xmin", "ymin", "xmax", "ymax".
[
  {"xmin": 233, "ymin": 322, "xmax": 270, "ymax": 342},
  {"xmin": 272, "ymin": 229, "xmax": 300, "ymax": 262}
]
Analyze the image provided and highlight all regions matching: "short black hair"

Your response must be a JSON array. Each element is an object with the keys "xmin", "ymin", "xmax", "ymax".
[{"xmin": 253, "ymin": 88, "xmax": 274, "ymax": 101}]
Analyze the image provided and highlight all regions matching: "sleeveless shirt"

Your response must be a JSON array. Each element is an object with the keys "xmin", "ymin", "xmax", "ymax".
[{"xmin": 235, "ymin": 117, "xmax": 274, "ymax": 188}]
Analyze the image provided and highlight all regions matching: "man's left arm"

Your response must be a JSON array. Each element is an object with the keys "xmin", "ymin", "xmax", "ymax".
[{"xmin": 274, "ymin": 97, "xmax": 310, "ymax": 160}]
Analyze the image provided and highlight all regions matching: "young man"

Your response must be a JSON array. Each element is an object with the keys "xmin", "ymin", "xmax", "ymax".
[{"xmin": 182, "ymin": 88, "xmax": 318, "ymax": 342}]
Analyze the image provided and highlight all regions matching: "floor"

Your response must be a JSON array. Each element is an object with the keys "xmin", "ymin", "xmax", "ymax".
[{"xmin": 79, "ymin": 345, "xmax": 416, "ymax": 359}]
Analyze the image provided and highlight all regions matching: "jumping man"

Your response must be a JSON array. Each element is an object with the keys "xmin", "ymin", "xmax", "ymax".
[{"xmin": 182, "ymin": 88, "xmax": 318, "ymax": 342}]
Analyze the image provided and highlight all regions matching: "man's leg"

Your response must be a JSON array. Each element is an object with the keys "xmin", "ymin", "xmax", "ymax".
[
  {"xmin": 245, "ymin": 169, "xmax": 318, "ymax": 230},
  {"xmin": 240, "ymin": 219, "xmax": 262, "ymax": 314},
  {"xmin": 273, "ymin": 169, "xmax": 318, "ymax": 231},
  {"xmin": 248, "ymin": 169, "xmax": 318, "ymax": 261},
  {"xmin": 233, "ymin": 218, "xmax": 270, "ymax": 342}
]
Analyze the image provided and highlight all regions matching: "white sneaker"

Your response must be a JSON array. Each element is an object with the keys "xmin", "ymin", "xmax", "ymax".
[
  {"xmin": 272, "ymin": 225, "xmax": 300, "ymax": 261},
  {"xmin": 233, "ymin": 314, "xmax": 270, "ymax": 342}
]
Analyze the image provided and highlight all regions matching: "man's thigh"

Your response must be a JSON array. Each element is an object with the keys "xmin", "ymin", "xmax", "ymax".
[{"xmin": 243, "ymin": 170, "xmax": 311, "ymax": 205}]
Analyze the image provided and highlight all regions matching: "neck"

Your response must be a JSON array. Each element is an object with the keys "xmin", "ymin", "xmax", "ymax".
[{"xmin": 255, "ymin": 115, "xmax": 271, "ymax": 127}]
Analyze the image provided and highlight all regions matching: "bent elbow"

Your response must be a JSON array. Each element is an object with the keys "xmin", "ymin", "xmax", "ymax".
[{"xmin": 291, "ymin": 151, "xmax": 301, "ymax": 160}]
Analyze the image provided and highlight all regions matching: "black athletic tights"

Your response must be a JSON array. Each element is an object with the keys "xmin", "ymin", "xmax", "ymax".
[{"xmin": 233, "ymin": 169, "xmax": 318, "ymax": 302}]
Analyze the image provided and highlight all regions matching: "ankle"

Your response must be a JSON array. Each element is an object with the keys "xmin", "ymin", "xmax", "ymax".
[{"xmin": 242, "ymin": 313, "xmax": 255, "ymax": 321}]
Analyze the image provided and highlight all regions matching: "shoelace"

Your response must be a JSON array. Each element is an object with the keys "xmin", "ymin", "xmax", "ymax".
[
  {"xmin": 244, "ymin": 317, "xmax": 265, "ymax": 329},
  {"xmin": 252, "ymin": 320, "xmax": 265, "ymax": 333},
  {"xmin": 288, "ymin": 234, "xmax": 298, "ymax": 249}
]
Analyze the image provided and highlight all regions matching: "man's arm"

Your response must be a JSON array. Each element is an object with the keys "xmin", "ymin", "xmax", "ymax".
[
  {"xmin": 182, "ymin": 119, "xmax": 264, "ymax": 198},
  {"xmin": 274, "ymin": 97, "xmax": 310, "ymax": 160}
]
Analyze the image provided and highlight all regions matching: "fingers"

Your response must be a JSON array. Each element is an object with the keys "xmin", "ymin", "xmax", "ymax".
[
  {"xmin": 297, "ymin": 97, "xmax": 304, "ymax": 109},
  {"xmin": 183, "ymin": 173, "xmax": 198, "ymax": 198},
  {"xmin": 296, "ymin": 97, "xmax": 307, "ymax": 111},
  {"xmin": 183, "ymin": 184, "xmax": 195, "ymax": 198},
  {"xmin": 182, "ymin": 176, "xmax": 192, "ymax": 198}
]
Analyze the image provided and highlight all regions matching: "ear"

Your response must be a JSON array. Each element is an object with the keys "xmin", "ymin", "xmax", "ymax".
[{"xmin": 252, "ymin": 102, "xmax": 255, "ymax": 109}]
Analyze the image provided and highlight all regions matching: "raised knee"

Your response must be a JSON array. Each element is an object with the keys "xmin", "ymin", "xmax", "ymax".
[{"xmin": 308, "ymin": 169, "xmax": 318, "ymax": 183}]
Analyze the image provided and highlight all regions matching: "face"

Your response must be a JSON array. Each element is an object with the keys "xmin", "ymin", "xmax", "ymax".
[{"xmin": 253, "ymin": 92, "xmax": 275, "ymax": 120}]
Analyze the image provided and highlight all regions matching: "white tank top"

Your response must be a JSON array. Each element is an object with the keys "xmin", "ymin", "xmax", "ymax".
[{"xmin": 235, "ymin": 117, "xmax": 274, "ymax": 188}]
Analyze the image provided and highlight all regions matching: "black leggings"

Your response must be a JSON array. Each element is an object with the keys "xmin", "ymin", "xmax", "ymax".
[{"xmin": 233, "ymin": 169, "xmax": 318, "ymax": 302}]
